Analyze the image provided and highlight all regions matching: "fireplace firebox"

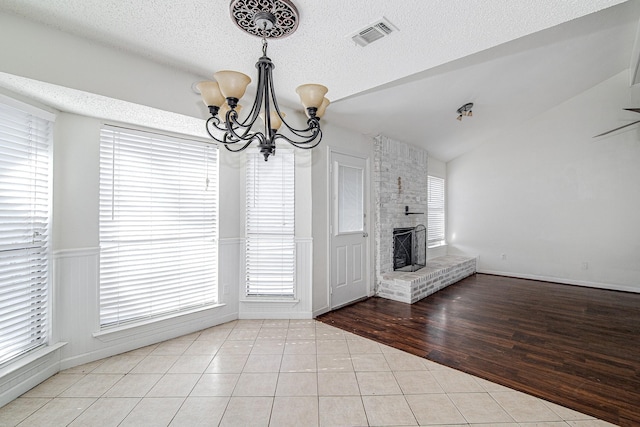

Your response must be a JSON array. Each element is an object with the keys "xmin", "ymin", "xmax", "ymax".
[{"xmin": 393, "ymin": 225, "xmax": 426, "ymax": 272}]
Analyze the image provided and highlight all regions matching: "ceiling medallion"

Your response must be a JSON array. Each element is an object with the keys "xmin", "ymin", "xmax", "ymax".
[{"xmin": 230, "ymin": 0, "xmax": 299, "ymax": 39}]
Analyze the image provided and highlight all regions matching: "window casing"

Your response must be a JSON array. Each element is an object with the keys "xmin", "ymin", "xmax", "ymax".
[
  {"xmin": 99, "ymin": 126, "xmax": 218, "ymax": 328},
  {"xmin": 0, "ymin": 97, "xmax": 53, "ymax": 366},
  {"xmin": 428, "ymin": 175, "xmax": 446, "ymax": 248},
  {"xmin": 245, "ymin": 150, "xmax": 295, "ymax": 297}
]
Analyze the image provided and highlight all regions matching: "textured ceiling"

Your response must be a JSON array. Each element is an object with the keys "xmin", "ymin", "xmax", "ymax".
[
  {"xmin": 0, "ymin": 0, "xmax": 637, "ymax": 161},
  {"xmin": 329, "ymin": 1, "xmax": 640, "ymax": 160}
]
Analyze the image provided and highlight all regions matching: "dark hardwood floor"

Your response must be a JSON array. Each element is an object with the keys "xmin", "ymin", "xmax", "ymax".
[{"xmin": 317, "ymin": 273, "xmax": 640, "ymax": 426}]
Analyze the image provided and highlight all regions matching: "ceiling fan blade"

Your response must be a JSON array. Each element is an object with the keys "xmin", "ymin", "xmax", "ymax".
[
  {"xmin": 593, "ymin": 119, "xmax": 640, "ymax": 138},
  {"xmin": 623, "ymin": 108, "xmax": 640, "ymax": 114}
]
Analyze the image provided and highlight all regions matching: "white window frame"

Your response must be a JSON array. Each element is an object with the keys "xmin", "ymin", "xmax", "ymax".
[
  {"xmin": 428, "ymin": 175, "xmax": 446, "ymax": 248},
  {"xmin": 98, "ymin": 125, "xmax": 219, "ymax": 329},
  {"xmin": 245, "ymin": 149, "xmax": 295, "ymax": 298},
  {"xmin": 0, "ymin": 95, "xmax": 54, "ymax": 367}
]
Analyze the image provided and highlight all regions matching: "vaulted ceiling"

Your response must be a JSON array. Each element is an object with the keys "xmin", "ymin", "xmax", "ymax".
[{"xmin": 0, "ymin": 0, "xmax": 638, "ymax": 161}]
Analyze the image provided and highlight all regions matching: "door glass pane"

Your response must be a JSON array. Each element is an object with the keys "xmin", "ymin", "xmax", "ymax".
[{"xmin": 338, "ymin": 164, "xmax": 363, "ymax": 233}]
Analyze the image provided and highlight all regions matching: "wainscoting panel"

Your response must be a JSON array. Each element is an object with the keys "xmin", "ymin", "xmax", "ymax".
[{"xmin": 53, "ymin": 247, "xmax": 100, "ymax": 359}]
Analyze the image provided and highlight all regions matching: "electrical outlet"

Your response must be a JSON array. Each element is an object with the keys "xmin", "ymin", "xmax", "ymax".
[
  {"xmin": 501, "ymin": 253, "xmax": 507, "ymax": 260},
  {"xmin": 581, "ymin": 262, "xmax": 589, "ymax": 270},
  {"xmin": 223, "ymin": 285, "xmax": 229, "ymax": 295}
]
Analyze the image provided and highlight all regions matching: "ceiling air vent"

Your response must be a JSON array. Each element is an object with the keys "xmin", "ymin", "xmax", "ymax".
[{"xmin": 350, "ymin": 17, "xmax": 398, "ymax": 47}]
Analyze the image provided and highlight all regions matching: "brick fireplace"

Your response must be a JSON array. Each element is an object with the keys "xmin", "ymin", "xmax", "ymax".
[
  {"xmin": 373, "ymin": 135, "xmax": 428, "ymax": 283},
  {"xmin": 373, "ymin": 135, "xmax": 476, "ymax": 304}
]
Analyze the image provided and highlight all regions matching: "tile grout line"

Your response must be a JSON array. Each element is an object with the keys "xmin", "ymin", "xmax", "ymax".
[{"xmin": 4, "ymin": 319, "xmax": 614, "ymax": 426}]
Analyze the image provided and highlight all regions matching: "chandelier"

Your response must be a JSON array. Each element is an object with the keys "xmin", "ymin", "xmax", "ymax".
[
  {"xmin": 456, "ymin": 102, "xmax": 473, "ymax": 121},
  {"xmin": 197, "ymin": 0, "xmax": 329, "ymax": 161}
]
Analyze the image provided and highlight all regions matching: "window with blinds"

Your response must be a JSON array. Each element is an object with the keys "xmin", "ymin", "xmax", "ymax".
[
  {"xmin": 0, "ymin": 97, "xmax": 53, "ymax": 366},
  {"xmin": 245, "ymin": 150, "xmax": 295, "ymax": 297},
  {"xmin": 99, "ymin": 126, "xmax": 218, "ymax": 328},
  {"xmin": 428, "ymin": 175, "xmax": 446, "ymax": 248}
]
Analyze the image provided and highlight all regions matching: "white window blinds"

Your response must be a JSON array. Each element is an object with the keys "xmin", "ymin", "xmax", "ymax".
[
  {"xmin": 0, "ymin": 98, "xmax": 52, "ymax": 366},
  {"xmin": 338, "ymin": 164, "xmax": 364, "ymax": 233},
  {"xmin": 246, "ymin": 151, "xmax": 295, "ymax": 297},
  {"xmin": 99, "ymin": 126, "xmax": 218, "ymax": 328},
  {"xmin": 428, "ymin": 175, "xmax": 446, "ymax": 247}
]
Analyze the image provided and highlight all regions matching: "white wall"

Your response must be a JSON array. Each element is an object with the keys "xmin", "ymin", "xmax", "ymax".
[
  {"xmin": 53, "ymin": 114, "xmax": 100, "ymax": 250},
  {"xmin": 0, "ymin": 11, "xmax": 206, "ymax": 119},
  {"xmin": 428, "ymin": 157, "xmax": 446, "ymax": 178},
  {"xmin": 448, "ymin": 71, "xmax": 640, "ymax": 292}
]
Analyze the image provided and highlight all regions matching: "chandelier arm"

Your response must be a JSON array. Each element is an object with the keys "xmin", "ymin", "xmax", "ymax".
[
  {"xmin": 276, "ymin": 114, "xmax": 321, "ymax": 139},
  {"xmin": 238, "ymin": 99, "xmax": 260, "ymax": 129},
  {"xmin": 263, "ymin": 63, "xmax": 273, "ymax": 139},
  {"xmin": 224, "ymin": 110, "xmax": 251, "ymax": 138},
  {"xmin": 285, "ymin": 118, "xmax": 321, "ymax": 139},
  {"xmin": 207, "ymin": 116, "xmax": 252, "ymax": 145},
  {"xmin": 224, "ymin": 56, "xmax": 278, "ymax": 145},
  {"xmin": 204, "ymin": 110, "xmax": 246, "ymax": 140},
  {"xmin": 225, "ymin": 108, "xmax": 262, "ymax": 143},
  {"xmin": 265, "ymin": 66, "xmax": 320, "ymax": 135},
  {"xmin": 231, "ymin": 55, "xmax": 270, "ymax": 131},
  {"xmin": 213, "ymin": 111, "xmax": 243, "ymax": 133},
  {"xmin": 222, "ymin": 126, "xmax": 245, "ymax": 144},
  {"xmin": 224, "ymin": 129, "xmax": 264, "ymax": 151},
  {"xmin": 225, "ymin": 118, "xmax": 261, "ymax": 143},
  {"xmin": 212, "ymin": 120, "xmax": 235, "ymax": 133},
  {"xmin": 221, "ymin": 88, "xmax": 264, "ymax": 150},
  {"xmin": 221, "ymin": 106, "xmax": 250, "ymax": 136},
  {"xmin": 274, "ymin": 128, "xmax": 323, "ymax": 149},
  {"xmin": 277, "ymin": 114, "xmax": 320, "ymax": 137},
  {"xmin": 206, "ymin": 117, "xmax": 235, "ymax": 144},
  {"xmin": 223, "ymin": 140, "xmax": 254, "ymax": 152}
]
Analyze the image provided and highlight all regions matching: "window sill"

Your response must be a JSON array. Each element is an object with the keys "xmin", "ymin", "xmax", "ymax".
[
  {"xmin": 93, "ymin": 303, "xmax": 226, "ymax": 342},
  {"xmin": 240, "ymin": 298, "xmax": 300, "ymax": 304},
  {"xmin": 0, "ymin": 342, "xmax": 67, "ymax": 378},
  {"xmin": 428, "ymin": 242, "xmax": 448, "ymax": 249}
]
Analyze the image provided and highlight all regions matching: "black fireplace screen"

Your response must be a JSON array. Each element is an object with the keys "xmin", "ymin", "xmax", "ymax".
[{"xmin": 393, "ymin": 225, "xmax": 426, "ymax": 272}]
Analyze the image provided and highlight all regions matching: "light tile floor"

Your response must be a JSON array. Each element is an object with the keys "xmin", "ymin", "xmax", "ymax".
[{"xmin": 0, "ymin": 319, "xmax": 617, "ymax": 427}]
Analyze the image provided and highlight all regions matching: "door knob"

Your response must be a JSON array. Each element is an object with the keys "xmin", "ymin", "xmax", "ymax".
[{"xmin": 363, "ymin": 232, "xmax": 369, "ymax": 237}]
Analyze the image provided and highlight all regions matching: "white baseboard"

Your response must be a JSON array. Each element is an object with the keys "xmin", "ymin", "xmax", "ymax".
[
  {"xmin": 312, "ymin": 306, "xmax": 330, "ymax": 318},
  {"xmin": 93, "ymin": 304, "xmax": 228, "ymax": 342},
  {"xmin": 0, "ymin": 343, "xmax": 66, "ymax": 408},
  {"xmin": 239, "ymin": 311, "xmax": 313, "ymax": 320},
  {"xmin": 477, "ymin": 269, "xmax": 640, "ymax": 294},
  {"xmin": 59, "ymin": 312, "xmax": 238, "ymax": 370}
]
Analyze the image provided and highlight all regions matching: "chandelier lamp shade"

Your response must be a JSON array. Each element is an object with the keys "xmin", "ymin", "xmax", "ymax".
[{"xmin": 197, "ymin": 0, "xmax": 329, "ymax": 161}]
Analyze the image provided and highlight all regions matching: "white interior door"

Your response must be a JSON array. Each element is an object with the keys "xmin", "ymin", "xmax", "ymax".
[{"xmin": 330, "ymin": 152, "xmax": 369, "ymax": 309}]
